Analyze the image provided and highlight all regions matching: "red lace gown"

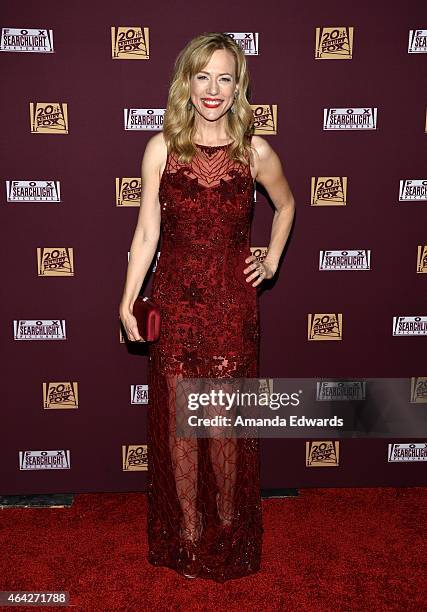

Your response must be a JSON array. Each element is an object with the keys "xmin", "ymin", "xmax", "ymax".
[{"xmin": 146, "ymin": 141, "xmax": 263, "ymax": 582}]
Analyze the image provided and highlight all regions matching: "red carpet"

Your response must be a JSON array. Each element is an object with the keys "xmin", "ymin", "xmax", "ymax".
[{"xmin": 0, "ymin": 487, "xmax": 425, "ymax": 611}]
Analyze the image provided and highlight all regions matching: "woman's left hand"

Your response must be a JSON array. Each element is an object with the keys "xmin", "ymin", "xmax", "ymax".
[{"xmin": 243, "ymin": 255, "xmax": 276, "ymax": 287}]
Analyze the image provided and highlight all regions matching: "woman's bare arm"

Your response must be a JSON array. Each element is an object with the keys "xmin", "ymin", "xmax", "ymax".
[
  {"xmin": 119, "ymin": 132, "xmax": 166, "ymax": 339},
  {"xmin": 244, "ymin": 136, "xmax": 296, "ymax": 286}
]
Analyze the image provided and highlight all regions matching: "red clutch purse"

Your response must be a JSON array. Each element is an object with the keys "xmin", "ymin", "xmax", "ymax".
[{"xmin": 132, "ymin": 296, "xmax": 161, "ymax": 342}]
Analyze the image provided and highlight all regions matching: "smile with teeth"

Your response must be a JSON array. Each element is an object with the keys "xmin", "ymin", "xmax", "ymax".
[{"xmin": 201, "ymin": 99, "xmax": 223, "ymax": 108}]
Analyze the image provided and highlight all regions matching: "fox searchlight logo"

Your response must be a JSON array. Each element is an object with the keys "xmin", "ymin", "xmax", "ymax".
[
  {"xmin": 323, "ymin": 107, "xmax": 377, "ymax": 130},
  {"xmin": 14, "ymin": 320, "xmax": 66, "ymax": 340},
  {"xmin": 0, "ymin": 28, "xmax": 54, "ymax": 53},
  {"xmin": 6, "ymin": 180, "xmax": 61, "ymax": 203}
]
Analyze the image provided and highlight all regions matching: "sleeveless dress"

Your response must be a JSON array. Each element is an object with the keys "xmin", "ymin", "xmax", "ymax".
[{"xmin": 146, "ymin": 140, "xmax": 263, "ymax": 582}]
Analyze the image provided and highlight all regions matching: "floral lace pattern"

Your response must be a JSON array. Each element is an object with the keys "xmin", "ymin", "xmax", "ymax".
[{"xmin": 147, "ymin": 142, "xmax": 263, "ymax": 582}]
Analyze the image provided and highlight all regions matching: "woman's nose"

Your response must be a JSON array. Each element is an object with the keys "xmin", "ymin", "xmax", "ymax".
[{"xmin": 207, "ymin": 81, "xmax": 219, "ymax": 95}]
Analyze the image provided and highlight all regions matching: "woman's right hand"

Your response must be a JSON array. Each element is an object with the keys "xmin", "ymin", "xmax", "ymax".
[{"xmin": 120, "ymin": 308, "xmax": 146, "ymax": 342}]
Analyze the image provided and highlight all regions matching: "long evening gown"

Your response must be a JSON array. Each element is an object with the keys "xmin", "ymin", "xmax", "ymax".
[{"xmin": 146, "ymin": 139, "xmax": 263, "ymax": 582}]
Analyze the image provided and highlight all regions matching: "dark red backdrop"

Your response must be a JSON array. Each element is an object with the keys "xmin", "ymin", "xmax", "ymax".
[{"xmin": 1, "ymin": 1, "xmax": 426, "ymax": 494}]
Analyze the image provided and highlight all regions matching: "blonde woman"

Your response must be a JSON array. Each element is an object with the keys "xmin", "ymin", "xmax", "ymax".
[{"xmin": 119, "ymin": 32, "xmax": 295, "ymax": 581}]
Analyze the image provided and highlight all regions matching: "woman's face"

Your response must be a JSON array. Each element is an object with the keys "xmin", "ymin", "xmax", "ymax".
[{"xmin": 189, "ymin": 48, "xmax": 237, "ymax": 121}]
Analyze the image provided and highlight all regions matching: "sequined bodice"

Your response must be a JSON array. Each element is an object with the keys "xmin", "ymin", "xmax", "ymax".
[
  {"xmin": 158, "ymin": 143, "xmax": 254, "ymax": 251},
  {"xmin": 151, "ymin": 141, "xmax": 258, "ymax": 377}
]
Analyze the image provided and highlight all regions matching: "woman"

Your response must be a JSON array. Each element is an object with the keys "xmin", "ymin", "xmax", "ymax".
[{"xmin": 119, "ymin": 32, "xmax": 295, "ymax": 582}]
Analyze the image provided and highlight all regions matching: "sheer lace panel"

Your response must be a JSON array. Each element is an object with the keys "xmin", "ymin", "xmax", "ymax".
[{"xmin": 160, "ymin": 143, "xmax": 252, "ymax": 190}]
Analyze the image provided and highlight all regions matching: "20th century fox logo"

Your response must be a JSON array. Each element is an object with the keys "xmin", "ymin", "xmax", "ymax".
[
  {"xmin": 111, "ymin": 27, "xmax": 149, "ymax": 59},
  {"xmin": 315, "ymin": 27, "xmax": 354, "ymax": 59},
  {"xmin": 29, "ymin": 102, "xmax": 68, "ymax": 134},
  {"xmin": 306, "ymin": 441, "xmax": 339, "ymax": 466},
  {"xmin": 43, "ymin": 382, "xmax": 79, "ymax": 409},
  {"xmin": 122, "ymin": 445, "xmax": 148, "ymax": 471},
  {"xmin": 37, "ymin": 248, "xmax": 74, "ymax": 276}
]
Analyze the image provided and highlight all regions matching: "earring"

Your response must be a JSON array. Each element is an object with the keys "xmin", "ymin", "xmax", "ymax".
[{"xmin": 187, "ymin": 100, "xmax": 193, "ymax": 111}]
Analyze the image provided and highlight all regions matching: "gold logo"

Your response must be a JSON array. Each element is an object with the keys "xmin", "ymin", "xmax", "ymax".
[
  {"xmin": 250, "ymin": 246, "xmax": 268, "ymax": 262},
  {"xmin": 306, "ymin": 441, "xmax": 339, "ymax": 466},
  {"xmin": 315, "ymin": 27, "xmax": 354, "ymax": 59},
  {"xmin": 37, "ymin": 248, "xmax": 74, "ymax": 276},
  {"xmin": 30, "ymin": 102, "xmax": 68, "ymax": 134},
  {"xmin": 119, "ymin": 320, "xmax": 126, "ymax": 343},
  {"xmin": 43, "ymin": 382, "xmax": 78, "ymax": 409},
  {"xmin": 311, "ymin": 177, "xmax": 347, "ymax": 206},
  {"xmin": 417, "ymin": 246, "xmax": 427, "ymax": 273},
  {"xmin": 122, "ymin": 444, "xmax": 148, "ymax": 470},
  {"xmin": 251, "ymin": 105, "xmax": 277, "ymax": 135},
  {"xmin": 410, "ymin": 377, "xmax": 427, "ymax": 403},
  {"xmin": 111, "ymin": 27, "xmax": 149, "ymax": 59},
  {"xmin": 115, "ymin": 177, "xmax": 141, "ymax": 207},
  {"xmin": 308, "ymin": 314, "xmax": 342, "ymax": 340}
]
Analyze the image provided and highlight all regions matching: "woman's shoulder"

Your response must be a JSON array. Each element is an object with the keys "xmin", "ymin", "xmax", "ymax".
[
  {"xmin": 144, "ymin": 131, "xmax": 168, "ymax": 171},
  {"xmin": 146, "ymin": 131, "xmax": 168, "ymax": 154},
  {"xmin": 250, "ymin": 135, "xmax": 274, "ymax": 161}
]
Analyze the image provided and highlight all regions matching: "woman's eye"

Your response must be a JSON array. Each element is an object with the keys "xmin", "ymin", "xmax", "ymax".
[{"xmin": 196, "ymin": 76, "xmax": 232, "ymax": 82}]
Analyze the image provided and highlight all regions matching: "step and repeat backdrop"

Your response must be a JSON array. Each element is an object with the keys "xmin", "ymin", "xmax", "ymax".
[{"xmin": 1, "ymin": 2, "xmax": 426, "ymax": 495}]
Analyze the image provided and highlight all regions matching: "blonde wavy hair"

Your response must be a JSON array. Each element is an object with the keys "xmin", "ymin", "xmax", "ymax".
[{"xmin": 162, "ymin": 32, "xmax": 255, "ymax": 166}]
